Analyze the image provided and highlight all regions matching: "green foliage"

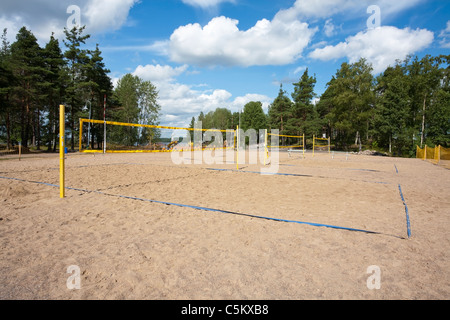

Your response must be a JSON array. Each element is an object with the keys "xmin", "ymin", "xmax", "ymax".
[{"xmin": 111, "ymin": 73, "xmax": 161, "ymax": 146}]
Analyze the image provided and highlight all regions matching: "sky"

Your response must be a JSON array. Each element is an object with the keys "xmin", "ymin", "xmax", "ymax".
[{"xmin": 1, "ymin": 0, "xmax": 449, "ymax": 128}]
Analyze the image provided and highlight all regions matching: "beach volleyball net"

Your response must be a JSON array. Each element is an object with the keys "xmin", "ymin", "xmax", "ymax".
[
  {"xmin": 266, "ymin": 132, "xmax": 305, "ymax": 150},
  {"xmin": 313, "ymin": 135, "xmax": 331, "ymax": 156},
  {"xmin": 79, "ymin": 119, "xmax": 236, "ymax": 153}
]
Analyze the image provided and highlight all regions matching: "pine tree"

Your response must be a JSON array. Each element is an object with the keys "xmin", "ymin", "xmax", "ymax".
[
  {"xmin": 268, "ymin": 84, "xmax": 293, "ymax": 135},
  {"xmin": 63, "ymin": 25, "xmax": 91, "ymax": 150},
  {"xmin": 41, "ymin": 33, "xmax": 66, "ymax": 151},
  {"xmin": 0, "ymin": 28, "xmax": 15, "ymax": 150},
  {"xmin": 10, "ymin": 27, "xmax": 46, "ymax": 148},
  {"xmin": 287, "ymin": 69, "xmax": 320, "ymax": 137}
]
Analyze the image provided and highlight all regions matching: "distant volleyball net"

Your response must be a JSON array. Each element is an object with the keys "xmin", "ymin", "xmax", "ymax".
[
  {"xmin": 79, "ymin": 119, "xmax": 236, "ymax": 154},
  {"xmin": 312, "ymin": 135, "xmax": 331, "ymax": 157}
]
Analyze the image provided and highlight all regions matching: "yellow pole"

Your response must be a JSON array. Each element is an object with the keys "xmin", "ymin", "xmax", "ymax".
[
  {"xmin": 60, "ymin": 105, "xmax": 65, "ymax": 198},
  {"xmin": 264, "ymin": 129, "xmax": 268, "ymax": 166},
  {"xmin": 79, "ymin": 119, "xmax": 83, "ymax": 152},
  {"xmin": 236, "ymin": 125, "xmax": 239, "ymax": 170},
  {"xmin": 303, "ymin": 135, "xmax": 305, "ymax": 159},
  {"xmin": 19, "ymin": 141, "xmax": 21, "ymax": 161},
  {"xmin": 313, "ymin": 135, "xmax": 315, "ymax": 157}
]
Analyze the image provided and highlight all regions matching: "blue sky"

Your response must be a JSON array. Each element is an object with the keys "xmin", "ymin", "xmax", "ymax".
[{"xmin": 1, "ymin": 0, "xmax": 449, "ymax": 128}]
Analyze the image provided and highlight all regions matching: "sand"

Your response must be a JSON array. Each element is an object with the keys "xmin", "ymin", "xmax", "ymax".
[{"xmin": 0, "ymin": 150, "xmax": 449, "ymax": 300}]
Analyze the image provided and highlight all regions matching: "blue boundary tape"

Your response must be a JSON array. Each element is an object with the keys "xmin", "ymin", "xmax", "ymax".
[
  {"xmin": 394, "ymin": 165, "xmax": 412, "ymax": 238},
  {"xmin": 0, "ymin": 175, "xmax": 388, "ymax": 237}
]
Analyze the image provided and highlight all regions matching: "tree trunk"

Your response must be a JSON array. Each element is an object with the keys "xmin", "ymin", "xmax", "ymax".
[
  {"xmin": 420, "ymin": 96, "xmax": 426, "ymax": 148},
  {"xmin": 6, "ymin": 111, "xmax": 11, "ymax": 150},
  {"xmin": 389, "ymin": 135, "xmax": 392, "ymax": 154}
]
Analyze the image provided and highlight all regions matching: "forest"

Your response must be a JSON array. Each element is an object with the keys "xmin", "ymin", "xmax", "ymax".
[
  {"xmin": 0, "ymin": 26, "xmax": 160, "ymax": 152},
  {"xmin": 1, "ymin": 25, "xmax": 449, "ymax": 157},
  {"xmin": 192, "ymin": 55, "xmax": 449, "ymax": 157}
]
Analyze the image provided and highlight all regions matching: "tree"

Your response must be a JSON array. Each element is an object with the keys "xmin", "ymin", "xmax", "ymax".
[
  {"xmin": 407, "ymin": 55, "xmax": 446, "ymax": 148},
  {"xmin": 10, "ymin": 26, "xmax": 46, "ymax": 148},
  {"xmin": 423, "ymin": 55, "xmax": 450, "ymax": 147},
  {"xmin": 241, "ymin": 101, "xmax": 267, "ymax": 132},
  {"xmin": 63, "ymin": 25, "xmax": 91, "ymax": 150},
  {"xmin": 268, "ymin": 84, "xmax": 293, "ymax": 134},
  {"xmin": 0, "ymin": 28, "xmax": 15, "ymax": 150},
  {"xmin": 112, "ymin": 74, "xmax": 160, "ymax": 146},
  {"xmin": 287, "ymin": 69, "xmax": 320, "ymax": 137},
  {"xmin": 374, "ymin": 64, "xmax": 411, "ymax": 155},
  {"xmin": 323, "ymin": 59, "xmax": 376, "ymax": 150},
  {"xmin": 41, "ymin": 33, "xmax": 66, "ymax": 151}
]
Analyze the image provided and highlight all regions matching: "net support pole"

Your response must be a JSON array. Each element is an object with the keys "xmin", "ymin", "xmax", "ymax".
[
  {"xmin": 59, "ymin": 104, "xmax": 65, "ymax": 199},
  {"xmin": 103, "ymin": 95, "xmax": 106, "ymax": 154},
  {"xmin": 79, "ymin": 119, "xmax": 83, "ymax": 152},
  {"xmin": 313, "ymin": 135, "xmax": 315, "ymax": 157},
  {"xmin": 236, "ymin": 125, "xmax": 239, "ymax": 170},
  {"xmin": 303, "ymin": 135, "xmax": 305, "ymax": 159},
  {"xmin": 264, "ymin": 129, "xmax": 268, "ymax": 166}
]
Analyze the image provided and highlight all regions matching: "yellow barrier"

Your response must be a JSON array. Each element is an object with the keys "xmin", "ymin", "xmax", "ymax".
[{"xmin": 417, "ymin": 145, "xmax": 450, "ymax": 166}]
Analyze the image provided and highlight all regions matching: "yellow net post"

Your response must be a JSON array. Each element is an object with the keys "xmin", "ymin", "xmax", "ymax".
[
  {"xmin": 313, "ymin": 135, "xmax": 315, "ymax": 157},
  {"xmin": 236, "ymin": 125, "xmax": 239, "ymax": 170},
  {"xmin": 264, "ymin": 129, "xmax": 268, "ymax": 166},
  {"xmin": 60, "ymin": 105, "xmax": 65, "ymax": 199}
]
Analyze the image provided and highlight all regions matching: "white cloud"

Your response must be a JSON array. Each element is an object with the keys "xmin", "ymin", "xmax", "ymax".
[
  {"xmin": 323, "ymin": 19, "xmax": 336, "ymax": 37},
  {"xmin": 0, "ymin": 0, "xmax": 138, "ymax": 43},
  {"xmin": 168, "ymin": 15, "xmax": 316, "ymax": 67},
  {"xmin": 133, "ymin": 64, "xmax": 189, "ymax": 83},
  {"xmin": 309, "ymin": 26, "xmax": 434, "ymax": 74},
  {"xmin": 83, "ymin": 0, "xmax": 138, "ymax": 34},
  {"xmin": 275, "ymin": 0, "xmax": 424, "ymax": 20},
  {"xmin": 130, "ymin": 64, "xmax": 272, "ymax": 128},
  {"xmin": 438, "ymin": 21, "xmax": 450, "ymax": 48},
  {"xmin": 181, "ymin": 0, "xmax": 235, "ymax": 9}
]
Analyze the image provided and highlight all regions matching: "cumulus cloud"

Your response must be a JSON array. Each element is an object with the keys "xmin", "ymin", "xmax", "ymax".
[
  {"xmin": 309, "ymin": 26, "xmax": 434, "ymax": 74},
  {"xmin": 168, "ymin": 15, "xmax": 316, "ymax": 67},
  {"xmin": 130, "ymin": 64, "xmax": 272, "ymax": 128},
  {"xmin": 0, "ymin": 0, "xmax": 138, "ymax": 43},
  {"xmin": 133, "ymin": 64, "xmax": 189, "ymax": 83}
]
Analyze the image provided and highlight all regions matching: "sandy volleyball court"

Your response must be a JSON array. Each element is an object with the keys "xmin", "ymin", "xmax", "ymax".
[{"xmin": 0, "ymin": 151, "xmax": 449, "ymax": 300}]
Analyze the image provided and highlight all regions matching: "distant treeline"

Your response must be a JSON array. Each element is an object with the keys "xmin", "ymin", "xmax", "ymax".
[{"xmin": 191, "ymin": 55, "xmax": 449, "ymax": 157}]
